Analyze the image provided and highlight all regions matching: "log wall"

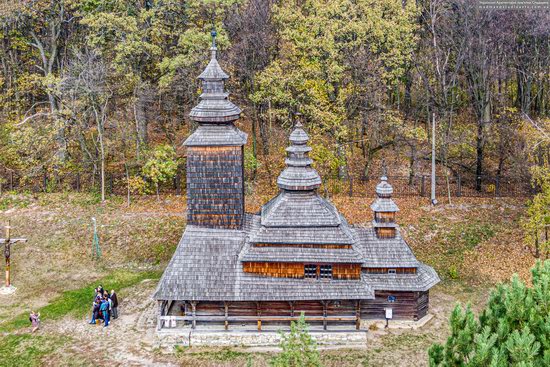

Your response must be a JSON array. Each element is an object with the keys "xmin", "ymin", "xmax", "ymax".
[
  {"xmin": 186, "ymin": 146, "xmax": 244, "ymax": 229},
  {"xmin": 166, "ymin": 294, "xmax": 429, "ymax": 329},
  {"xmin": 361, "ymin": 290, "xmax": 429, "ymax": 320}
]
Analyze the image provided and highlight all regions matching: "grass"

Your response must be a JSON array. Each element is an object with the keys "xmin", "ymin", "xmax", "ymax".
[
  {"xmin": 0, "ymin": 334, "xmax": 70, "ymax": 367},
  {"xmin": 0, "ymin": 269, "xmax": 161, "ymax": 333}
]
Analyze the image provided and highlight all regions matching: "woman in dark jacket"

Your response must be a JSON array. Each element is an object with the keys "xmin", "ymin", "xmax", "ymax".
[{"xmin": 110, "ymin": 290, "xmax": 119, "ymax": 319}]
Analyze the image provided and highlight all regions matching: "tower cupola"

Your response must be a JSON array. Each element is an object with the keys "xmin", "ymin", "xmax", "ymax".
[
  {"xmin": 276, "ymin": 122, "xmax": 322, "ymax": 191},
  {"xmin": 371, "ymin": 174, "xmax": 399, "ymax": 239}
]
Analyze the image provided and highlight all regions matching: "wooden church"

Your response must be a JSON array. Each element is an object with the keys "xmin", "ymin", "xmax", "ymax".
[{"xmin": 154, "ymin": 35, "xmax": 439, "ymax": 330}]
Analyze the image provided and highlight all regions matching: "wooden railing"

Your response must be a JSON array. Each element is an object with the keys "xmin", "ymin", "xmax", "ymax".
[{"xmin": 157, "ymin": 314, "xmax": 359, "ymax": 331}]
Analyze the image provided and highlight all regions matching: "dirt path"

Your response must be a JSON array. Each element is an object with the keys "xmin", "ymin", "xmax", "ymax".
[
  {"xmin": 41, "ymin": 279, "xmax": 176, "ymax": 367},
  {"xmin": 27, "ymin": 283, "xmax": 472, "ymax": 367}
]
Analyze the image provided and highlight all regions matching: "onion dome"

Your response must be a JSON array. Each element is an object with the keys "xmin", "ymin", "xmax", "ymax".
[
  {"xmin": 375, "ymin": 176, "xmax": 393, "ymax": 197},
  {"xmin": 371, "ymin": 175, "xmax": 399, "ymax": 213},
  {"xmin": 188, "ymin": 30, "xmax": 241, "ymax": 124},
  {"xmin": 276, "ymin": 122, "xmax": 322, "ymax": 191}
]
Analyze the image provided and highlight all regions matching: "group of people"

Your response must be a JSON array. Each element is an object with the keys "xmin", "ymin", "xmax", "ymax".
[{"xmin": 89, "ymin": 285, "xmax": 119, "ymax": 328}]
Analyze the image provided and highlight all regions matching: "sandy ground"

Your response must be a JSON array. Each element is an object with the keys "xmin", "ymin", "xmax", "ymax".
[{"xmin": 5, "ymin": 280, "xmax": 484, "ymax": 367}]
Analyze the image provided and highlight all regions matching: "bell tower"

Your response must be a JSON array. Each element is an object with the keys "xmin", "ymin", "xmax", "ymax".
[
  {"xmin": 371, "ymin": 173, "xmax": 399, "ymax": 239},
  {"xmin": 184, "ymin": 31, "xmax": 247, "ymax": 229}
]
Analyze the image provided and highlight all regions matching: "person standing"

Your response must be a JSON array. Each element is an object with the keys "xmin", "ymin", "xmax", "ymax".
[
  {"xmin": 30, "ymin": 311, "xmax": 40, "ymax": 332},
  {"xmin": 89, "ymin": 299, "xmax": 100, "ymax": 324},
  {"xmin": 110, "ymin": 290, "xmax": 118, "ymax": 319},
  {"xmin": 100, "ymin": 297, "xmax": 110, "ymax": 327}
]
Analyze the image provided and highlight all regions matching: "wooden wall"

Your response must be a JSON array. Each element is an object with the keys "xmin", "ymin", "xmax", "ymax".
[
  {"xmin": 243, "ymin": 262, "xmax": 304, "ymax": 278},
  {"xmin": 254, "ymin": 243, "xmax": 352, "ymax": 249},
  {"xmin": 375, "ymin": 212, "xmax": 395, "ymax": 222},
  {"xmin": 364, "ymin": 267, "xmax": 417, "ymax": 274},
  {"xmin": 375, "ymin": 227, "xmax": 396, "ymax": 238},
  {"xmin": 167, "ymin": 294, "xmax": 429, "ymax": 328},
  {"xmin": 242, "ymin": 262, "xmax": 361, "ymax": 280},
  {"xmin": 186, "ymin": 146, "xmax": 244, "ymax": 229},
  {"xmin": 333, "ymin": 264, "xmax": 362, "ymax": 279},
  {"xmin": 361, "ymin": 290, "xmax": 429, "ymax": 320}
]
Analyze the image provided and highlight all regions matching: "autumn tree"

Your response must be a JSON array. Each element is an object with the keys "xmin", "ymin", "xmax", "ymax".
[
  {"xmin": 142, "ymin": 144, "xmax": 178, "ymax": 201},
  {"xmin": 251, "ymin": 0, "xmax": 418, "ymax": 179}
]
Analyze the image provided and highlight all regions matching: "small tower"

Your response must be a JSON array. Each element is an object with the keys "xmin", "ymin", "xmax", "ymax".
[
  {"xmin": 184, "ymin": 31, "xmax": 247, "ymax": 229},
  {"xmin": 371, "ymin": 173, "xmax": 399, "ymax": 239},
  {"xmin": 276, "ymin": 121, "xmax": 322, "ymax": 192}
]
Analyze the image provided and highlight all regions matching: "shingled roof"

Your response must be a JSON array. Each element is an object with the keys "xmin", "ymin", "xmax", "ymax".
[
  {"xmin": 244, "ymin": 123, "xmax": 358, "ymax": 248},
  {"xmin": 187, "ymin": 33, "xmax": 242, "ymax": 127},
  {"xmin": 356, "ymin": 226, "xmax": 420, "ymax": 268},
  {"xmin": 154, "ymin": 219, "xmax": 374, "ymax": 301},
  {"xmin": 363, "ymin": 264, "xmax": 440, "ymax": 292}
]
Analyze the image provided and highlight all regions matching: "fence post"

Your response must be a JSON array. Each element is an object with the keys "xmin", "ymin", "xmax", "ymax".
[
  {"xmin": 109, "ymin": 174, "xmax": 114, "ymax": 194},
  {"xmin": 43, "ymin": 170, "xmax": 48, "ymax": 192},
  {"xmin": 76, "ymin": 173, "xmax": 81, "ymax": 192},
  {"xmin": 457, "ymin": 174, "xmax": 462, "ymax": 197},
  {"xmin": 421, "ymin": 175, "xmax": 426, "ymax": 197},
  {"xmin": 495, "ymin": 177, "xmax": 500, "ymax": 197},
  {"xmin": 9, "ymin": 171, "xmax": 14, "ymax": 191}
]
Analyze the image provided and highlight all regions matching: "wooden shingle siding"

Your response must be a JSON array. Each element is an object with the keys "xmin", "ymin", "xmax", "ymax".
[
  {"xmin": 243, "ymin": 262, "xmax": 361, "ymax": 280},
  {"xmin": 364, "ymin": 267, "xmax": 417, "ymax": 274},
  {"xmin": 333, "ymin": 264, "xmax": 361, "ymax": 279},
  {"xmin": 243, "ymin": 262, "xmax": 305, "ymax": 278},
  {"xmin": 254, "ymin": 243, "xmax": 352, "ymax": 249},
  {"xmin": 375, "ymin": 227, "xmax": 396, "ymax": 238},
  {"xmin": 186, "ymin": 146, "xmax": 244, "ymax": 229}
]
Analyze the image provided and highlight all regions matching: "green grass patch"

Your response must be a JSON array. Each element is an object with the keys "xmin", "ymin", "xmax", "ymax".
[
  {"xmin": 321, "ymin": 349, "xmax": 370, "ymax": 366},
  {"xmin": 0, "ymin": 334, "xmax": 70, "ymax": 367},
  {"xmin": 447, "ymin": 221, "xmax": 496, "ymax": 250},
  {"xmin": 0, "ymin": 269, "xmax": 161, "ymax": 333},
  {"xmin": 0, "ymin": 193, "xmax": 32, "ymax": 210},
  {"xmin": 181, "ymin": 347, "xmax": 255, "ymax": 362}
]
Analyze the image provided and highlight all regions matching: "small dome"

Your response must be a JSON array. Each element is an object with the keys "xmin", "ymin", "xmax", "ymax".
[
  {"xmin": 376, "ymin": 176, "xmax": 393, "ymax": 197},
  {"xmin": 277, "ymin": 123, "xmax": 321, "ymax": 191}
]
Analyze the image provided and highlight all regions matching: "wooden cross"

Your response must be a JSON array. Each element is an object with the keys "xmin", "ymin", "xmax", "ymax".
[{"xmin": 0, "ymin": 221, "xmax": 27, "ymax": 288}]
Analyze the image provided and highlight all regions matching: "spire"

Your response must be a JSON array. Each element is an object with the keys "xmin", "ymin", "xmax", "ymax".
[
  {"xmin": 188, "ymin": 30, "xmax": 240, "ymax": 124},
  {"xmin": 277, "ymin": 119, "xmax": 322, "ymax": 191}
]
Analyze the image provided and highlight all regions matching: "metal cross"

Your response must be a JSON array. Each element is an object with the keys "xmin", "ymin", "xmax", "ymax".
[{"xmin": 0, "ymin": 221, "xmax": 27, "ymax": 288}]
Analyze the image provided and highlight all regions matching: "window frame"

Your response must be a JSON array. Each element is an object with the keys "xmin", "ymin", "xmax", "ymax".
[
  {"xmin": 304, "ymin": 264, "xmax": 318, "ymax": 279},
  {"xmin": 304, "ymin": 264, "xmax": 333, "ymax": 280}
]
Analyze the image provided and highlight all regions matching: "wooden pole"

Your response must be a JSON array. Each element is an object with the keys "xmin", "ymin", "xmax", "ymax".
[
  {"xmin": 431, "ymin": 113, "xmax": 437, "ymax": 205},
  {"xmin": 322, "ymin": 301, "xmax": 328, "ymax": 331},
  {"xmin": 224, "ymin": 302, "xmax": 229, "ymax": 331},
  {"xmin": 355, "ymin": 301, "xmax": 361, "ymax": 330},
  {"xmin": 191, "ymin": 301, "xmax": 197, "ymax": 329},
  {"xmin": 256, "ymin": 302, "xmax": 262, "ymax": 331},
  {"xmin": 5, "ymin": 221, "xmax": 10, "ymax": 288}
]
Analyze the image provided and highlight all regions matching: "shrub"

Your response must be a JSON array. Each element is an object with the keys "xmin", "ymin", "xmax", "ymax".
[{"xmin": 270, "ymin": 313, "xmax": 322, "ymax": 367}]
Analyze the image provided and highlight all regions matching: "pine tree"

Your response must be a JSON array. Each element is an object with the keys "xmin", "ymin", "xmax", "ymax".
[
  {"xmin": 270, "ymin": 313, "xmax": 322, "ymax": 367},
  {"xmin": 429, "ymin": 260, "xmax": 550, "ymax": 367}
]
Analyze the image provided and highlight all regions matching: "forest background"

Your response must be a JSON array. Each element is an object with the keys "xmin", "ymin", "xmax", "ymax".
[{"xmin": 0, "ymin": 0, "xmax": 549, "ymax": 202}]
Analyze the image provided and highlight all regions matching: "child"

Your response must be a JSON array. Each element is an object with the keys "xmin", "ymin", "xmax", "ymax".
[{"xmin": 30, "ymin": 311, "xmax": 40, "ymax": 332}]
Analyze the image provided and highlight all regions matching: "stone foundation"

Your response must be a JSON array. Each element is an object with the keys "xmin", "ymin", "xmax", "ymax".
[{"xmin": 157, "ymin": 329, "xmax": 368, "ymax": 348}]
